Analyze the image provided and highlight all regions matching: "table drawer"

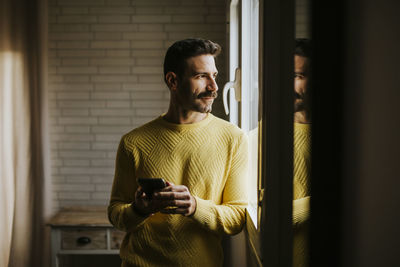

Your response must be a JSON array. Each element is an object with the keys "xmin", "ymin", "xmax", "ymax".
[
  {"xmin": 61, "ymin": 229, "xmax": 107, "ymax": 250},
  {"xmin": 110, "ymin": 229, "xmax": 125, "ymax": 249}
]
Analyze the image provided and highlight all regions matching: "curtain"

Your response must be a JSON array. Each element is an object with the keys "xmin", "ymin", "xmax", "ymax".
[{"xmin": 0, "ymin": 0, "xmax": 50, "ymax": 266}]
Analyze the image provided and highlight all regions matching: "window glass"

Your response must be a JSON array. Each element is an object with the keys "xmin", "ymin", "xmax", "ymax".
[{"xmin": 241, "ymin": 0, "xmax": 260, "ymax": 227}]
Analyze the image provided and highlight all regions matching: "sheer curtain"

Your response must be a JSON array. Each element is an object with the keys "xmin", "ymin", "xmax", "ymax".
[{"xmin": 0, "ymin": 0, "xmax": 50, "ymax": 266}]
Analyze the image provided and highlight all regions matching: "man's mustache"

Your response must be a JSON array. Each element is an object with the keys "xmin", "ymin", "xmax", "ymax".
[
  {"xmin": 198, "ymin": 91, "xmax": 218, "ymax": 98},
  {"xmin": 295, "ymin": 92, "xmax": 303, "ymax": 100}
]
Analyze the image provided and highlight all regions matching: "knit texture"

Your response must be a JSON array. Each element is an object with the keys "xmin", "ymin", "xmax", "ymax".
[
  {"xmin": 293, "ymin": 122, "xmax": 311, "ymax": 267},
  {"xmin": 108, "ymin": 113, "xmax": 248, "ymax": 267}
]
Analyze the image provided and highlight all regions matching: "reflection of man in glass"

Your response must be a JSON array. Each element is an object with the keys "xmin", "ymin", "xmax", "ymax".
[{"xmin": 293, "ymin": 38, "xmax": 312, "ymax": 267}]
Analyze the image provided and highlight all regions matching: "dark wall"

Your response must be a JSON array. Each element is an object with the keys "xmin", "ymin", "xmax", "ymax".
[
  {"xmin": 311, "ymin": 0, "xmax": 400, "ymax": 266},
  {"xmin": 341, "ymin": 0, "xmax": 400, "ymax": 266}
]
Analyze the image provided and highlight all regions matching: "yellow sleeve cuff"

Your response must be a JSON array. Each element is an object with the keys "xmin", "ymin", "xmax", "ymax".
[
  {"xmin": 109, "ymin": 203, "xmax": 149, "ymax": 232},
  {"xmin": 191, "ymin": 196, "xmax": 217, "ymax": 231},
  {"xmin": 293, "ymin": 196, "xmax": 310, "ymax": 227}
]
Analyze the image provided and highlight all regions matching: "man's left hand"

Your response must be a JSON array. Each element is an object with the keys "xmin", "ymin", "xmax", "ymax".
[{"xmin": 153, "ymin": 182, "xmax": 197, "ymax": 216}]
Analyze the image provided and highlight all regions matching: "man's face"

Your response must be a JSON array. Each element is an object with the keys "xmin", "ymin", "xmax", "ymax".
[
  {"xmin": 176, "ymin": 54, "xmax": 219, "ymax": 113},
  {"xmin": 294, "ymin": 55, "xmax": 310, "ymax": 112}
]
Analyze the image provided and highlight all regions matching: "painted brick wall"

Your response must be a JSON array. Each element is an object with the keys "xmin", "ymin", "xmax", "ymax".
[
  {"xmin": 296, "ymin": 0, "xmax": 311, "ymax": 38},
  {"xmin": 48, "ymin": 0, "xmax": 228, "ymax": 211}
]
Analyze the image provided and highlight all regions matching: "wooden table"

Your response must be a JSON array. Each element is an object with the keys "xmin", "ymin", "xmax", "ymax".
[{"xmin": 47, "ymin": 206, "xmax": 124, "ymax": 267}]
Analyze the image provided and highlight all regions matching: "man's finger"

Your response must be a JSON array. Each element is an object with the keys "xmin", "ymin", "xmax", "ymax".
[
  {"xmin": 160, "ymin": 184, "xmax": 188, "ymax": 192},
  {"xmin": 135, "ymin": 186, "xmax": 145, "ymax": 198},
  {"xmin": 161, "ymin": 208, "xmax": 187, "ymax": 214},
  {"xmin": 154, "ymin": 191, "xmax": 190, "ymax": 200},
  {"xmin": 170, "ymin": 185, "xmax": 189, "ymax": 192},
  {"xmin": 167, "ymin": 200, "xmax": 191, "ymax": 207}
]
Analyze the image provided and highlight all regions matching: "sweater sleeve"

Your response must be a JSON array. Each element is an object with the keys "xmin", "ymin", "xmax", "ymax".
[
  {"xmin": 191, "ymin": 133, "xmax": 249, "ymax": 235},
  {"xmin": 293, "ymin": 196, "xmax": 310, "ymax": 228},
  {"xmin": 107, "ymin": 137, "xmax": 148, "ymax": 232}
]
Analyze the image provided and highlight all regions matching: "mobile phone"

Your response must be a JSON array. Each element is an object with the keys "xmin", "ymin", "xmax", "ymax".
[{"xmin": 137, "ymin": 178, "xmax": 166, "ymax": 198}]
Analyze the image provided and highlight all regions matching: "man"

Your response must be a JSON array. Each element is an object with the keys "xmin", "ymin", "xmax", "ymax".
[
  {"xmin": 108, "ymin": 39, "xmax": 248, "ymax": 267},
  {"xmin": 294, "ymin": 38, "xmax": 312, "ymax": 125},
  {"xmin": 293, "ymin": 38, "xmax": 312, "ymax": 267}
]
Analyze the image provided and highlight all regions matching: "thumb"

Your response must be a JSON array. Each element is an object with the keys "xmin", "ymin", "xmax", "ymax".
[{"xmin": 135, "ymin": 186, "xmax": 145, "ymax": 198}]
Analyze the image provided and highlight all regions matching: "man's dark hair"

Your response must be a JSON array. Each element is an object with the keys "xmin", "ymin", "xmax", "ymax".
[
  {"xmin": 163, "ymin": 38, "xmax": 221, "ymax": 82},
  {"xmin": 295, "ymin": 38, "xmax": 312, "ymax": 58}
]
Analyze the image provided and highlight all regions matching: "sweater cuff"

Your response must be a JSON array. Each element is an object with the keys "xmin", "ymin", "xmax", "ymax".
[
  {"xmin": 191, "ymin": 196, "xmax": 215, "ymax": 229},
  {"xmin": 124, "ymin": 203, "xmax": 150, "ymax": 230},
  {"xmin": 293, "ymin": 196, "xmax": 310, "ymax": 227}
]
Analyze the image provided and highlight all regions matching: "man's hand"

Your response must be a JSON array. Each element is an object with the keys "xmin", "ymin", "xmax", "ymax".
[
  {"xmin": 133, "ymin": 182, "xmax": 197, "ymax": 217},
  {"xmin": 133, "ymin": 186, "xmax": 165, "ymax": 216},
  {"xmin": 156, "ymin": 182, "xmax": 197, "ymax": 217}
]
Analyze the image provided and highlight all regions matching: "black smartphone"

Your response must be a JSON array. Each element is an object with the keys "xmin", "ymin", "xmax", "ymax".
[{"xmin": 137, "ymin": 178, "xmax": 166, "ymax": 198}]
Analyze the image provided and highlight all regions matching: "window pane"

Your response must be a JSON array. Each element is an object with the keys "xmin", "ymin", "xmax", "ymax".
[{"xmin": 242, "ymin": 0, "xmax": 259, "ymax": 227}]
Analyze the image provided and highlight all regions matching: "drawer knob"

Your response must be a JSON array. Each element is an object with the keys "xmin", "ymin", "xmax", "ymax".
[{"xmin": 77, "ymin": 236, "xmax": 91, "ymax": 245}]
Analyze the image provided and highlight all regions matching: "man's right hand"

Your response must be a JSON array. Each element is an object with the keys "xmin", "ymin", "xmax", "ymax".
[{"xmin": 133, "ymin": 186, "xmax": 167, "ymax": 216}]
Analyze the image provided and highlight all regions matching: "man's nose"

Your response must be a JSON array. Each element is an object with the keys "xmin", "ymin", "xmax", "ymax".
[{"xmin": 207, "ymin": 77, "xmax": 218, "ymax": 91}]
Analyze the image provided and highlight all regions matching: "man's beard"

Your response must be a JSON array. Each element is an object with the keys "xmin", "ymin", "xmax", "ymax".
[
  {"xmin": 294, "ymin": 92, "xmax": 310, "ymax": 112},
  {"xmin": 194, "ymin": 91, "xmax": 218, "ymax": 113},
  {"xmin": 294, "ymin": 99, "xmax": 305, "ymax": 112},
  {"xmin": 177, "ymin": 87, "xmax": 219, "ymax": 113}
]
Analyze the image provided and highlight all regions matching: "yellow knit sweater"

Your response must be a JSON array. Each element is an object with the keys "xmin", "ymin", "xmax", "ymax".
[
  {"xmin": 293, "ymin": 123, "xmax": 311, "ymax": 267},
  {"xmin": 108, "ymin": 113, "xmax": 248, "ymax": 267}
]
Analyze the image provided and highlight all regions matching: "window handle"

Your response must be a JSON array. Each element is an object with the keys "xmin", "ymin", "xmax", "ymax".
[
  {"xmin": 258, "ymin": 188, "xmax": 264, "ymax": 207},
  {"xmin": 222, "ymin": 68, "xmax": 241, "ymax": 115}
]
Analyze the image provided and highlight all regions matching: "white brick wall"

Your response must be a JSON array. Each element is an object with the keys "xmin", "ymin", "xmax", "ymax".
[
  {"xmin": 48, "ymin": 0, "xmax": 228, "ymax": 211},
  {"xmin": 296, "ymin": 0, "xmax": 311, "ymax": 38}
]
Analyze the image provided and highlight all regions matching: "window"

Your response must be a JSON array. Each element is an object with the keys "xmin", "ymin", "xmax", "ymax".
[
  {"xmin": 225, "ymin": 0, "xmax": 295, "ymax": 265},
  {"xmin": 242, "ymin": 0, "xmax": 260, "ymax": 227},
  {"xmin": 224, "ymin": 0, "xmax": 260, "ymax": 228}
]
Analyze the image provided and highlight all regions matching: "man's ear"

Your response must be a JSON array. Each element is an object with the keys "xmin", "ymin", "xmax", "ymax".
[{"xmin": 165, "ymin": 72, "xmax": 178, "ymax": 91}]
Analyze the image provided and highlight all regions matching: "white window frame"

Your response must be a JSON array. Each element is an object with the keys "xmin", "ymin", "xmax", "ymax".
[{"xmin": 225, "ymin": 0, "xmax": 260, "ymax": 229}]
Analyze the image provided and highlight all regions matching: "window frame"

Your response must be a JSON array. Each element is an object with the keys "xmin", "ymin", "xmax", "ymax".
[{"xmin": 226, "ymin": 0, "xmax": 295, "ymax": 266}]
